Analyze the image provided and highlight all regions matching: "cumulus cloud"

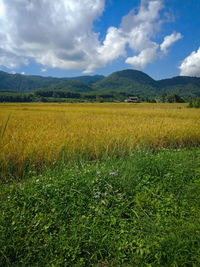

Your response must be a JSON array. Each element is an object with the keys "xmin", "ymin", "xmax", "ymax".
[
  {"xmin": 179, "ymin": 48, "xmax": 200, "ymax": 77},
  {"xmin": 90, "ymin": 0, "xmax": 165, "ymax": 70},
  {"xmin": 0, "ymin": 48, "xmax": 28, "ymax": 69},
  {"xmin": 0, "ymin": 0, "xmax": 182, "ymax": 73},
  {"xmin": 41, "ymin": 68, "xmax": 47, "ymax": 73},
  {"xmin": 0, "ymin": 0, "xmax": 105, "ymax": 71},
  {"xmin": 126, "ymin": 45, "xmax": 158, "ymax": 69},
  {"xmin": 160, "ymin": 32, "xmax": 182, "ymax": 53}
]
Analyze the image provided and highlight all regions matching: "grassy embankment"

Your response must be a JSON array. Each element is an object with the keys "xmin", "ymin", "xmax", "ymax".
[{"xmin": 0, "ymin": 103, "xmax": 200, "ymax": 265}]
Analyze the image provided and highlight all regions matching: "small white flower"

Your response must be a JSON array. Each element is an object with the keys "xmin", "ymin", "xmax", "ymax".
[
  {"xmin": 93, "ymin": 192, "xmax": 101, "ymax": 199},
  {"xmin": 109, "ymin": 171, "xmax": 118, "ymax": 176}
]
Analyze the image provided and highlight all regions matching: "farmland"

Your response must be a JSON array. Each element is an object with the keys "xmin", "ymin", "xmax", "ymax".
[
  {"xmin": 0, "ymin": 103, "xmax": 200, "ymax": 266},
  {"xmin": 1, "ymin": 102, "xmax": 200, "ymax": 178}
]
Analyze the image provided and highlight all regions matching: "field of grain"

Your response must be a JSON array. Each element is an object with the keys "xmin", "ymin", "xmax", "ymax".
[{"xmin": 0, "ymin": 103, "xmax": 200, "ymax": 177}]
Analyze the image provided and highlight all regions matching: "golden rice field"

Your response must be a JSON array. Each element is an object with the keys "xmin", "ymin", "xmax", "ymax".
[{"xmin": 0, "ymin": 102, "xmax": 200, "ymax": 177}]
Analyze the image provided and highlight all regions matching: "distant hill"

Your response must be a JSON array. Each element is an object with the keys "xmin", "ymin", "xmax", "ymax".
[
  {"xmin": 0, "ymin": 69, "xmax": 200, "ymax": 96},
  {"xmin": 94, "ymin": 70, "xmax": 200, "ymax": 97},
  {"xmin": 0, "ymin": 70, "xmax": 104, "ymax": 92},
  {"xmin": 49, "ymin": 80, "xmax": 93, "ymax": 92},
  {"xmin": 68, "ymin": 75, "xmax": 104, "ymax": 84},
  {"xmin": 93, "ymin": 69, "xmax": 157, "ymax": 97},
  {"xmin": 156, "ymin": 76, "xmax": 200, "ymax": 96}
]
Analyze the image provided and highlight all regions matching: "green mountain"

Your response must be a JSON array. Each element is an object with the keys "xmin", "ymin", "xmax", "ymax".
[
  {"xmin": 1, "ymin": 69, "xmax": 200, "ymax": 97},
  {"xmin": 93, "ymin": 69, "xmax": 157, "ymax": 96},
  {"xmin": 94, "ymin": 70, "xmax": 200, "ymax": 97},
  {"xmin": 49, "ymin": 80, "xmax": 93, "ymax": 92},
  {"xmin": 68, "ymin": 75, "xmax": 104, "ymax": 84},
  {"xmin": 0, "ymin": 70, "xmax": 104, "ymax": 92},
  {"xmin": 156, "ymin": 76, "xmax": 200, "ymax": 96}
]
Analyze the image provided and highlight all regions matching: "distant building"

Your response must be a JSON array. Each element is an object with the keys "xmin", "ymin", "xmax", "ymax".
[{"xmin": 124, "ymin": 96, "xmax": 138, "ymax": 103}]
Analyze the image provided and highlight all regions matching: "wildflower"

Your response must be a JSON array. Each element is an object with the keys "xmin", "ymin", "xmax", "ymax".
[
  {"xmin": 109, "ymin": 171, "xmax": 118, "ymax": 176},
  {"xmin": 93, "ymin": 192, "xmax": 101, "ymax": 199}
]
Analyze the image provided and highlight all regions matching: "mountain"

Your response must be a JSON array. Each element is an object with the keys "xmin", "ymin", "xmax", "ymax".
[
  {"xmin": 93, "ymin": 69, "xmax": 157, "ymax": 96},
  {"xmin": 1, "ymin": 69, "xmax": 200, "ymax": 97},
  {"xmin": 0, "ymin": 70, "xmax": 104, "ymax": 92},
  {"xmin": 49, "ymin": 80, "xmax": 93, "ymax": 92},
  {"xmin": 156, "ymin": 76, "xmax": 200, "ymax": 96},
  {"xmin": 94, "ymin": 70, "xmax": 200, "ymax": 97},
  {"xmin": 67, "ymin": 75, "xmax": 104, "ymax": 84}
]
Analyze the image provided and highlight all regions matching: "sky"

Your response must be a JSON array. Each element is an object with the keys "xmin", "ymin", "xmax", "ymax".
[{"xmin": 0, "ymin": 0, "xmax": 200, "ymax": 80}]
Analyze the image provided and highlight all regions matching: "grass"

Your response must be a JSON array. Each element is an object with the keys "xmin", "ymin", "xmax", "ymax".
[
  {"xmin": 0, "ymin": 103, "xmax": 200, "ymax": 265},
  {"xmin": 0, "ymin": 149, "xmax": 200, "ymax": 266},
  {"xmin": 0, "ymin": 102, "xmax": 200, "ymax": 179}
]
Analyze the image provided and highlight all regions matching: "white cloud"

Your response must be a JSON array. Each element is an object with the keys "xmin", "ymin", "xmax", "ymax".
[
  {"xmin": 179, "ymin": 48, "xmax": 200, "ymax": 77},
  {"xmin": 160, "ymin": 32, "xmax": 182, "ymax": 54},
  {"xmin": 0, "ymin": 0, "xmax": 182, "ymax": 73},
  {"xmin": 41, "ymin": 68, "xmax": 47, "ymax": 73},
  {"xmin": 125, "ymin": 44, "xmax": 158, "ymax": 69},
  {"xmin": 0, "ymin": 0, "xmax": 4, "ymax": 17},
  {"xmin": 21, "ymin": 72, "xmax": 25, "ymax": 75},
  {"xmin": 85, "ymin": 0, "xmax": 166, "ymax": 71},
  {"xmin": 84, "ymin": 26, "xmax": 127, "ymax": 73},
  {"xmin": 0, "ymin": 0, "xmax": 105, "ymax": 71},
  {"xmin": 0, "ymin": 48, "xmax": 28, "ymax": 69}
]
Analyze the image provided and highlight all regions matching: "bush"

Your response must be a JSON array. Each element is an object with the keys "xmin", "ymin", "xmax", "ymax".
[{"xmin": 187, "ymin": 97, "xmax": 200, "ymax": 108}]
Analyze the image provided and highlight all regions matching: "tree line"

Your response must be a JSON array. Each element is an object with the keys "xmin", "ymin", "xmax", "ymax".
[{"xmin": 0, "ymin": 89, "xmax": 199, "ymax": 104}]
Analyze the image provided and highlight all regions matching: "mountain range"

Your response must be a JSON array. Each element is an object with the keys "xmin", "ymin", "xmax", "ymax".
[{"xmin": 0, "ymin": 69, "xmax": 200, "ymax": 97}]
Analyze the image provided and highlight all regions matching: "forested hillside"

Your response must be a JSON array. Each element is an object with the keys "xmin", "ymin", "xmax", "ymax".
[
  {"xmin": 0, "ymin": 71, "xmax": 104, "ymax": 92},
  {"xmin": 0, "ymin": 69, "xmax": 200, "ymax": 97}
]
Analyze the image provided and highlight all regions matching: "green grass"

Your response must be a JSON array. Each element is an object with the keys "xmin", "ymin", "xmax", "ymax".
[{"xmin": 0, "ymin": 149, "xmax": 200, "ymax": 266}]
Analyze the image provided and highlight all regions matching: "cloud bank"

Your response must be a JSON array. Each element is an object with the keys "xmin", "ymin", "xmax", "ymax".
[
  {"xmin": 0, "ymin": 0, "xmax": 182, "ymax": 73},
  {"xmin": 179, "ymin": 48, "xmax": 200, "ymax": 77}
]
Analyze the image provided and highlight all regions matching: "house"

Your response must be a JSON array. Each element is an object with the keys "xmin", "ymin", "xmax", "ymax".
[{"xmin": 124, "ymin": 96, "xmax": 138, "ymax": 103}]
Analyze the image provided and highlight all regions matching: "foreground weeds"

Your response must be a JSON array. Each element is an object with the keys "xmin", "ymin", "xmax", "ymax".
[{"xmin": 0, "ymin": 149, "xmax": 200, "ymax": 266}]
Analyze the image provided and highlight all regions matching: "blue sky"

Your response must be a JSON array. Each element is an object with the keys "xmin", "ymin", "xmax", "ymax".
[{"xmin": 0, "ymin": 0, "xmax": 200, "ymax": 80}]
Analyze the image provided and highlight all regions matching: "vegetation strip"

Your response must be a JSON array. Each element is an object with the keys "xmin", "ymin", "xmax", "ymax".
[
  {"xmin": 1, "ymin": 69, "xmax": 200, "ymax": 103},
  {"xmin": 0, "ymin": 149, "xmax": 200, "ymax": 266}
]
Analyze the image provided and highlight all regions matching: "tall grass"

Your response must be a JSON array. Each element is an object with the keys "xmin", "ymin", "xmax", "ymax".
[{"xmin": 0, "ymin": 103, "xmax": 200, "ymax": 178}]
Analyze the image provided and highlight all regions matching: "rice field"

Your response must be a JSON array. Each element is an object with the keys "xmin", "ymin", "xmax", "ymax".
[{"xmin": 0, "ymin": 102, "xmax": 200, "ymax": 178}]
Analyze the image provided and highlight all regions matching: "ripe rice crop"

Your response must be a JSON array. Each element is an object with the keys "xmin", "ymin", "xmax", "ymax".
[{"xmin": 0, "ymin": 103, "xmax": 200, "ymax": 178}]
